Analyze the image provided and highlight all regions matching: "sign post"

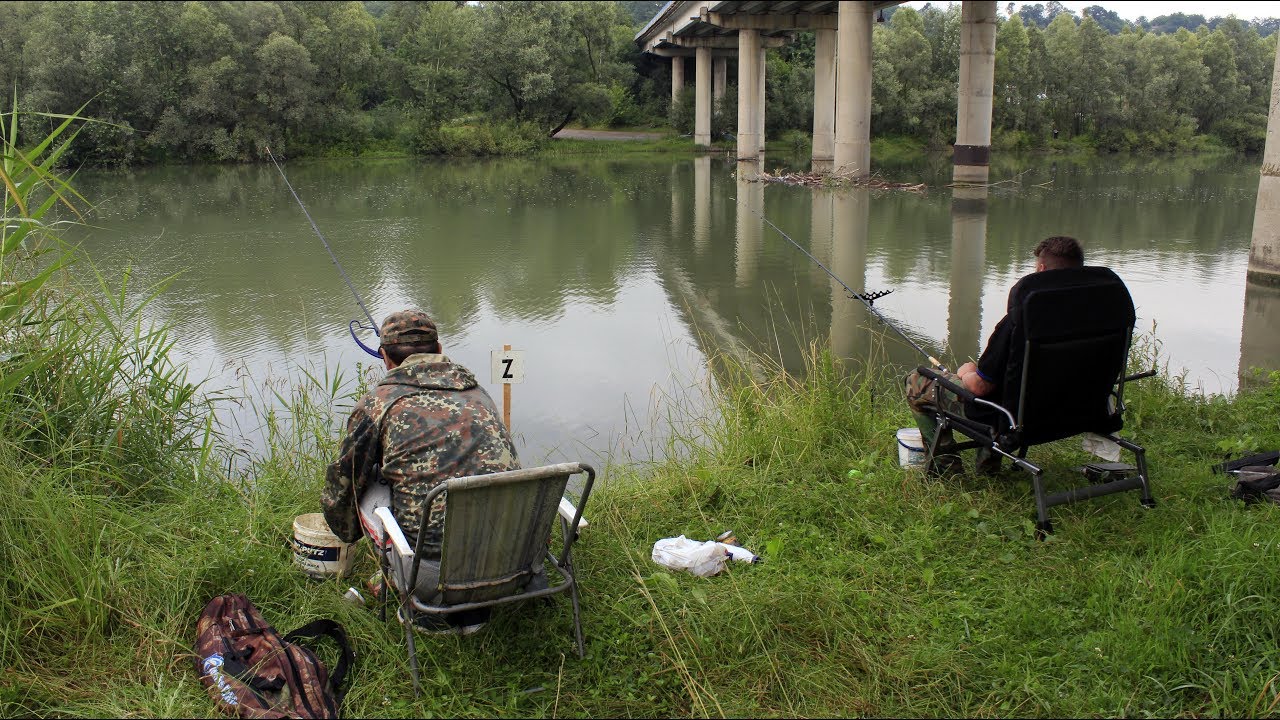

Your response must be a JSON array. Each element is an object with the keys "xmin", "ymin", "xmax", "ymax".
[{"xmin": 490, "ymin": 345, "xmax": 525, "ymax": 430}]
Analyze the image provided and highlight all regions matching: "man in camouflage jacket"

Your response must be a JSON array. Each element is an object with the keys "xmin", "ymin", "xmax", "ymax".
[{"xmin": 322, "ymin": 310, "xmax": 519, "ymax": 560}]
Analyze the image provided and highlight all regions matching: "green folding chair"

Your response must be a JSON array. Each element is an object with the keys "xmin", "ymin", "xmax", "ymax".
[{"xmin": 366, "ymin": 462, "xmax": 595, "ymax": 695}]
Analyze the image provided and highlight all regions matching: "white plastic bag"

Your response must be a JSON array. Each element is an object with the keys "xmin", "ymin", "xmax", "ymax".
[
  {"xmin": 651, "ymin": 535, "xmax": 729, "ymax": 577},
  {"xmin": 1083, "ymin": 432, "xmax": 1122, "ymax": 462}
]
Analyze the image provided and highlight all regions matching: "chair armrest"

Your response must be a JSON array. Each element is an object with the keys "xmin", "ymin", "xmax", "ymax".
[
  {"xmin": 917, "ymin": 365, "xmax": 977, "ymax": 403},
  {"xmin": 918, "ymin": 366, "xmax": 1017, "ymax": 430},
  {"xmin": 373, "ymin": 507, "xmax": 414, "ymax": 558},
  {"xmin": 1122, "ymin": 369, "xmax": 1156, "ymax": 383},
  {"xmin": 558, "ymin": 497, "xmax": 589, "ymax": 530}
]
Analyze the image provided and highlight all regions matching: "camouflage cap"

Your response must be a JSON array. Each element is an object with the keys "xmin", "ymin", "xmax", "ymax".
[{"xmin": 379, "ymin": 310, "xmax": 439, "ymax": 346}]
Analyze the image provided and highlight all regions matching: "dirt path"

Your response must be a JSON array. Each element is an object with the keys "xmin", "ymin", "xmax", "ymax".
[{"xmin": 552, "ymin": 128, "xmax": 666, "ymax": 141}]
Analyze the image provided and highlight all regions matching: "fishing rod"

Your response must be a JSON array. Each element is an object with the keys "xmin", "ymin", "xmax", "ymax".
[
  {"xmin": 264, "ymin": 145, "xmax": 382, "ymax": 359},
  {"xmin": 747, "ymin": 206, "xmax": 945, "ymax": 371}
]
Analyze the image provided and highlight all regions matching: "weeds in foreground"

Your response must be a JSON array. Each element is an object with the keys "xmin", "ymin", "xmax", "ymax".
[
  {"xmin": 2, "ymin": 331, "xmax": 1280, "ymax": 717},
  {"xmin": 1, "ymin": 124, "xmax": 1278, "ymax": 714}
]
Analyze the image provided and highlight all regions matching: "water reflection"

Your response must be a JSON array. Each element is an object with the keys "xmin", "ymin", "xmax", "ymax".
[
  {"xmin": 1239, "ymin": 280, "xmax": 1280, "ymax": 389},
  {"xmin": 693, "ymin": 156, "xmax": 711, "ymax": 254},
  {"xmin": 65, "ymin": 152, "xmax": 1265, "ymax": 465},
  {"xmin": 830, "ymin": 190, "xmax": 871, "ymax": 369},
  {"xmin": 947, "ymin": 186, "xmax": 988, "ymax": 362},
  {"xmin": 734, "ymin": 173, "xmax": 763, "ymax": 287}
]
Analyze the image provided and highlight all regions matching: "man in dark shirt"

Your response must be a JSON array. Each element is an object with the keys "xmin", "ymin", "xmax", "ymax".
[{"xmin": 904, "ymin": 236, "xmax": 1085, "ymax": 475}]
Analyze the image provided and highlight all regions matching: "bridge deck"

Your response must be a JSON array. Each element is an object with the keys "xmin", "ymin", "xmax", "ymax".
[{"xmin": 637, "ymin": 1, "xmax": 903, "ymax": 53}]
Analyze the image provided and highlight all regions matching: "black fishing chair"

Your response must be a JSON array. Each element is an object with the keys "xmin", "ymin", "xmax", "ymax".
[{"xmin": 916, "ymin": 266, "xmax": 1156, "ymax": 535}]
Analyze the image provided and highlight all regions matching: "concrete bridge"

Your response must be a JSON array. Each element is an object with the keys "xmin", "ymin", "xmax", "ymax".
[{"xmin": 636, "ymin": 0, "xmax": 998, "ymax": 183}]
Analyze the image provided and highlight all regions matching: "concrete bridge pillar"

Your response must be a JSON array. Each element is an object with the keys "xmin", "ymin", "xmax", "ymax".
[
  {"xmin": 758, "ymin": 46, "xmax": 768, "ymax": 154},
  {"xmin": 1246, "ymin": 38, "xmax": 1280, "ymax": 285},
  {"xmin": 948, "ymin": 187, "xmax": 988, "ymax": 361},
  {"xmin": 953, "ymin": 0, "xmax": 997, "ymax": 185},
  {"xmin": 713, "ymin": 57, "xmax": 727, "ymax": 103},
  {"xmin": 812, "ymin": 28, "xmax": 836, "ymax": 172},
  {"xmin": 695, "ymin": 47, "xmax": 712, "ymax": 147},
  {"xmin": 834, "ymin": 1, "xmax": 873, "ymax": 178},
  {"xmin": 737, "ymin": 29, "xmax": 762, "ymax": 177},
  {"xmin": 671, "ymin": 57, "xmax": 685, "ymax": 110},
  {"xmin": 1239, "ymin": 39, "xmax": 1280, "ymax": 387}
]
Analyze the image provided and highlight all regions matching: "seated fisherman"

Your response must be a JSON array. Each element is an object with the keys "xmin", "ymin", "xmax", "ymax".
[
  {"xmin": 322, "ymin": 309, "xmax": 519, "ymax": 633},
  {"xmin": 904, "ymin": 236, "xmax": 1086, "ymax": 475}
]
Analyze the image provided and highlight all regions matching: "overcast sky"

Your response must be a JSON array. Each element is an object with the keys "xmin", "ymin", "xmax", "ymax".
[{"xmin": 907, "ymin": 1, "xmax": 1280, "ymax": 22}]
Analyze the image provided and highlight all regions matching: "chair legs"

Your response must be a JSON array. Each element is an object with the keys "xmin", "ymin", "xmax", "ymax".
[
  {"xmin": 1113, "ymin": 435, "xmax": 1157, "ymax": 509},
  {"xmin": 404, "ymin": 598, "xmax": 422, "ymax": 696},
  {"xmin": 1031, "ymin": 470, "xmax": 1053, "ymax": 538},
  {"xmin": 995, "ymin": 448, "xmax": 1054, "ymax": 536},
  {"xmin": 1005, "ymin": 436, "xmax": 1156, "ymax": 537},
  {"xmin": 567, "ymin": 568, "xmax": 585, "ymax": 659},
  {"xmin": 378, "ymin": 553, "xmax": 389, "ymax": 624}
]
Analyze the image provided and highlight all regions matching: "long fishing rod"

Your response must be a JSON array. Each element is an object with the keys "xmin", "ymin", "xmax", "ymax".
[
  {"xmin": 264, "ymin": 145, "xmax": 382, "ymax": 358},
  {"xmin": 747, "ymin": 206, "xmax": 945, "ymax": 371}
]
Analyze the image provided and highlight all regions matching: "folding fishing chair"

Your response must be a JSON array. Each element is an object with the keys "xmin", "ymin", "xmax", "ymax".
[
  {"xmin": 916, "ymin": 266, "xmax": 1155, "ymax": 535},
  {"xmin": 358, "ymin": 462, "xmax": 596, "ymax": 695}
]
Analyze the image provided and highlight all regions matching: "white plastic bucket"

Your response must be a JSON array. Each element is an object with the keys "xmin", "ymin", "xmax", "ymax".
[
  {"xmin": 896, "ymin": 427, "xmax": 926, "ymax": 468},
  {"xmin": 292, "ymin": 513, "xmax": 354, "ymax": 580}
]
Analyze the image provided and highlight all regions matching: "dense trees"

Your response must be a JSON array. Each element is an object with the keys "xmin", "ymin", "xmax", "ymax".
[
  {"xmin": 852, "ymin": 6, "xmax": 1277, "ymax": 152},
  {"xmin": 0, "ymin": 1, "xmax": 1275, "ymax": 165},
  {"xmin": 5, "ymin": 1, "xmax": 642, "ymax": 164}
]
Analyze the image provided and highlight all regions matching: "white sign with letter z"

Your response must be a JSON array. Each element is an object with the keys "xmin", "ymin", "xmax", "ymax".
[{"xmin": 490, "ymin": 349, "xmax": 525, "ymax": 384}]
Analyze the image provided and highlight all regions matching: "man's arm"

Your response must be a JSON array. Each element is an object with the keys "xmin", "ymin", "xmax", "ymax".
[
  {"xmin": 322, "ymin": 402, "xmax": 380, "ymax": 543},
  {"xmin": 970, "ymin": 313, "xmax": 1014, "ymax": 398}
]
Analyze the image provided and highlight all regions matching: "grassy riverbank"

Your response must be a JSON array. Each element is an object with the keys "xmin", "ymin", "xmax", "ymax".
[{"xmin": 4, "ymin": 314, "xmax": 1280, "ymax": 716}]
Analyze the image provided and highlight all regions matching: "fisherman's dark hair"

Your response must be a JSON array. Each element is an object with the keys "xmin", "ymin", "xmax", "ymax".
[
  {"xmin": 1034, "ymin": 236, "xmax": 1084, "ymax": 269},
  {"xmin": 382, "ymin": 340, "xmax": 442, "ymax": 365}
]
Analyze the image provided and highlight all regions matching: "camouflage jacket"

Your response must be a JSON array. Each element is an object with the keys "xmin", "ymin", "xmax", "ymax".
[{"xmin": 322, "ymin": 354, "xmax": 519, "ymax": 555}]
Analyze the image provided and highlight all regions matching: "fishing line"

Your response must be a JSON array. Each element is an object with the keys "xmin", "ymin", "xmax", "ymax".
[
  {"xmin": 264, "ymin": 145, "xmax": 382, "ymax": 357},
  {"xmin": 744, "ymin": 204, "xmax": 945, "ymax": 370}
]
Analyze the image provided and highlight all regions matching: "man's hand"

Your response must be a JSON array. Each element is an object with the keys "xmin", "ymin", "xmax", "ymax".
[{"xmin": 956, "ymin": 361, "xmax": 996, "ymax": 397}]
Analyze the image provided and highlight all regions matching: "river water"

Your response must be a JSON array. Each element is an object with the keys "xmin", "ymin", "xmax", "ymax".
[{"xmin": 67, "ymin": 151, "xmax": 1275, "ymax": 466}]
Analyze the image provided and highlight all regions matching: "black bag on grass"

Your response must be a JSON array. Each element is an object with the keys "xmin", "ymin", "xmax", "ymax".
[
  {"xmin": 193, "ymin": 593, "xmax": 353, "ymax": 719},
  {"xmin": 1230, "ymin": 467, "xmax": 1280, "ymax": 505},
  {"xmin": 1215, "ymin": 450, "xmax": 1280, "ymax": 506}
]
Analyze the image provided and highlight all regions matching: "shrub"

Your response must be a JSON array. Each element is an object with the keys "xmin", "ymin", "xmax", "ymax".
[
  {"xmin": 992, "ymin": 129, "xmax": 1036, "ymax": 151},
  {"xmin": 411, "ymin": 120, "xmax": 545, "ymax": 157},
  {"xmin": 780, "ymin": 129, "xmax": 810, "ymax": 152},
  {"xmin": 712, "ymin": 84, "xmax": 736, "ymax": 140},
  {"xmin": 669, "ymin": 85, "xmax": 696, "ymax": 135},
  {"xmin": 1213, "ymin": 113, "xmax": 1268, "ymax": 154}
]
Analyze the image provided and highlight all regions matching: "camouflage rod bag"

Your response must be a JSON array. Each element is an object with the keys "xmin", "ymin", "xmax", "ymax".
[{"xmin": 194, "ymin": 593, "xmax": 353, "ymax": 719}]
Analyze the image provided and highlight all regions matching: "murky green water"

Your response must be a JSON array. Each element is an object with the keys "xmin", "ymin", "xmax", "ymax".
[{"xmin": 67, "ymin": 151, "xmax": 1273, "ymax": 465}]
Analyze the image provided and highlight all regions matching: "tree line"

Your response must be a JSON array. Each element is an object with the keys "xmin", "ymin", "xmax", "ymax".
[
  {"xmin": 0, "ymin": 1, "xmax": 1274, "ymax": 166},
  {"xmin": 752, "ymin": 5, "xmax": 1277, "ymax": 153},
  {"xmin": 0, "ymin": 1, "xmax": 649, "ymax": 165}
]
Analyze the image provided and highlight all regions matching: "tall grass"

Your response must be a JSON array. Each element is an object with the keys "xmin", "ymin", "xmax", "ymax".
[
  {"xmin": 3, "ymin": 103, "xmax": 1280, "ymax": 716},
  {"xmin": 3, "ymin": 306, "xmax": 1280, "ymax": 716}
]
